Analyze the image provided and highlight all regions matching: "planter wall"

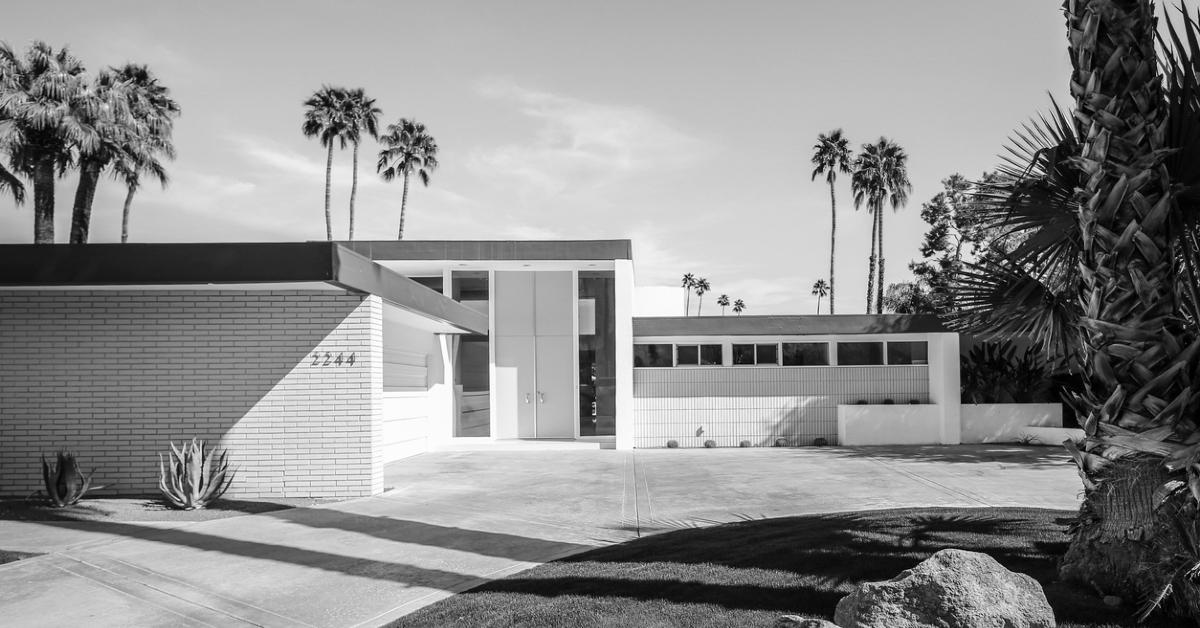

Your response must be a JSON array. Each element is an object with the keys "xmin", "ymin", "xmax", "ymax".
[
  {"xmin": 960, "ymin": 403, "xmax": 1063, "ymax": 444},
  {"xmin": 837, "ymin": 404, "xmax": 943, "ymax": 445}
]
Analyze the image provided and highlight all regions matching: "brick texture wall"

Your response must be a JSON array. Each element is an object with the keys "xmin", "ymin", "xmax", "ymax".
[{"xmin": 0, "ymin": 290, "xmax": 384, "ymax": 499}]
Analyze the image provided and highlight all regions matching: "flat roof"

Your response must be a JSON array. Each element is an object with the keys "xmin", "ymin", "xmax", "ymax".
[
  {"xmin": 633, "ymin": 314, "xmax": 952, "ymax": 337},
  {"xmin": 0, "ymin": 242, "xmax": 488, "ymax": 334},
  {"xmin": 341, "ymin": 240, "xmax": 633, "ymax": 261}
]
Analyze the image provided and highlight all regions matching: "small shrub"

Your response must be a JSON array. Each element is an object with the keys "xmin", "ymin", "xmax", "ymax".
[
  {"xmin": 703, "ymin": 440, "xmax": 717, "ymax": 448},
  {"xmin": 739, "ymin": 440, "xmax": 752, "ymax": 448},
  {"xmin": 666, "ymin": 440, "xmax": 679, "ymax": 448},
  {"xmin": 774, "ymin": 437, "xmax": 789, "ymax": 447},
  {"xmin": 883, "ymin": 398, "xmax": 895, "ymax": 405},
  {"xmin": 909, "ymin": 399, "xmax": 920, "ymax": 404},
  {"xmin": 158, "ymin": 439, "xmax": 234, "ymax": 510},
  {"xmin": 41, "ymin": 451, "xmax": 102, "ymax": 507},
  {"xmin": 856, "ymin": 399, "xmax": 867, "ymax": 405},
  {"xmin": 812, "ymin": 437, "xmax": 828, "ymax": 447}
]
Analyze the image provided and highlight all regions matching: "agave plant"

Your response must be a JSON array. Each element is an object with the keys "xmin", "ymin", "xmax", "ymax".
[
  {"xmin": 41, "ymin": 450, "xmax": 102, "ymax": 507},
  {"xmin": 158, "ymin": 439, "xmax": 234, "ymax": 510}
]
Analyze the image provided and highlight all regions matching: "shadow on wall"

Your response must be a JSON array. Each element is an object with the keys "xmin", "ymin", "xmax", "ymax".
[{"xmin": 0, "ymin": 291, "xmax": 372, "ymax": 498}]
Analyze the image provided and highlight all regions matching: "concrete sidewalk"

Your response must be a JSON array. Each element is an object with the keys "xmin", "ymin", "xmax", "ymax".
[{"xmin": 0, "ymin": 446, "xmax": 1081, "ymax": 627}]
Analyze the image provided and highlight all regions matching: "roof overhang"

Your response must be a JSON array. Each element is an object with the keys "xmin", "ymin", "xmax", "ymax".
[
  {"xmin": 341, "ymin": 239, "xmax": 633, "ymax": 262},
  {"xmin": 0, "ymin": 242, "xmax": 488, "ymax": 335},
  {"xmin": 632, "ymin": 314, "xmax": 952, "ymax": 337}
]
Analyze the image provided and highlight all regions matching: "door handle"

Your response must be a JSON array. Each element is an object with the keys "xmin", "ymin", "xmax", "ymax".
[
  {"xmin": 524, "ymin": 393, "xmax": 532, "ymax": 404},
  {"xmin": 537, "ymin": 391, "xmax": 545, "ymax": 404}
]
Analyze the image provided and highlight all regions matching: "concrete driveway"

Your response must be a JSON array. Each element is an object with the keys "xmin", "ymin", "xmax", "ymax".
[{"xmin": 0, "ymin": 446, "xmax": 1081, "ymax": 627}]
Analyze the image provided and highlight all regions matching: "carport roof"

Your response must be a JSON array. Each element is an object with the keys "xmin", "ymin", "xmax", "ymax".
[
  {"xmin": 341, "ymin": 239, "xmax": 633, "ymax": 261},
  {"xmin": 0, "ymin": 242, "xmax": 488, "ymax": 334},
  {"xmin": 633, "ymin": 314, "xmax": 952, "ymax": 337}
]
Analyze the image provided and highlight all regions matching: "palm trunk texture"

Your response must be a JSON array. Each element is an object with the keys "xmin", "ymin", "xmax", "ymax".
[
  {"xmin": 121, "ymin": 185, "xmax": 136, "ymax": 244},
  {"xmin": 348, "ymin": 142, "xmax": 359, "ymax": 240},
  {"xmin": 865, "ymin": 204, "xmax": 879, "ymax": 314},
  {"xmin": 1058, "ymin": 0, "xmax": 1200, "ymax": 617},
  {"xmin": 397, "ymin": 172, "xmax": 410, "ymax": 240},
  {"xmin": 69, "ymin": 160, "xmax": 102, "ymax": 244},
  {"xmin": 324, "ymin": 143, "xmax": 334, "ymax": 241},
  {"xmin": 875, "ymin": 208, "xmax": 885, "ymax": 314},
  {"xmin": 828, "ymin": 179, "xmax": 837, "ymax": 314},
  {"xmin": 33, "ymin": 159, "xmax": 55, "ymax": 244}
]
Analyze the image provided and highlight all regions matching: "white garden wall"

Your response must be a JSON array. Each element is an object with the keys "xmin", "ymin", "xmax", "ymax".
[
  {"xmin": 960, "ymin": 403, "xmax": 1064, "ymax": 444},
  {"xmin": 837, "ymin": 404, "xmax": 942, "ymax": 445}
]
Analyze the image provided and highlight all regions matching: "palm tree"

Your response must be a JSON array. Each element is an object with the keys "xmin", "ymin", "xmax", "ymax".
[
  {"xmin": 717, "ymin": 294, "xmax": 730, "ymax": 316},
  {"xmin": 377, "ymin": 118, "xmax": 438, "ymax": 239},
  {"xmin": 342, "ymin": 88, "xmax": 380, "ymax": 240},
  {"xmin": 951, "ymin": 4, "xmax": 1200, "ymax": 618},
  {"xmin": 680, "ymin": 273, "xmax": 695, "ymax": 315},
  {"xmin": 851, "ymin": 138, "xmax": 911, "ymax": 313},
  {"xmin": 0, "ymin": 42, "xmax": 89, "ymax": 243},
  {"xmin": 812, "ymin": 279, "xmax": 829, "ymax": 315},
  {"xmin": 108, "ymin": 64, "xmax": 178, "ymax": 244},
  {"xmin": 732, "ymin": 299, "xmax": 745, "ymax": 316},
  {"xmin": 811, "ymin": 129, "xmax": 853, "ymax": 314},
  {"xmin": 694, "ymin": 278, "xmax": 711, "ymax": 315},
  {"xmin": 0, "ymin": 160, "xmax": 22, "ymax": 205},
  {"xmin": 302, "ymin": 85, "xmax": 351, "ymax": 241}
]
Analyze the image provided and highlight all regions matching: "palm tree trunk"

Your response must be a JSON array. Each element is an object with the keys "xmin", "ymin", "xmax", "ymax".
[
  {"xmin": 397, "ymin": 172, "xmax": 410, "ymax": 239},
  {"xmin": 684, "ymin": 289, "xmax": 690, "ymax": 316},
  {"xmin": 816, "ymin": 295, "xmax": 822, "ymax": 315},
  {"xmin": 120, "ymin": 184, "xmax": 136, "ymax": 244},
  {"xmin": 698, "ymin": 295, "xmax": 703, "ymax": 316},
  {"xmin": 324, "ymin": 143, "xmax": 334, "ymax": 241},
  {"xmin": 828, "ymin": 180, "xmax": 837, "ymax": 314},
  {"xmin": 348, "ymin": 142, "xmax": 359, "ymax": 240},
  {"xmin": 32, "ymin": 159, "xmax": 55, "ymax": 244},
  {"xmin": 875, "ymin": 208, "xmax": 886, "ymax": 314},
  {"xmin": 1058, "ymin": 0, "xmax": 1200, "ymax": 617},
  {"xmin": 69, "ymin": 160, "xmax": 102, "ymax": 244},
  {"xmin": 865, "ymin": 206, "xmax": 879, "ymax": 314}
]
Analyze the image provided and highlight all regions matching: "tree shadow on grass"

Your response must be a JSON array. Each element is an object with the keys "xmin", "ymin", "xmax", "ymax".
[{"xmin": 427, "ymin": 507, "xmax": 1165, "ymax": 627}]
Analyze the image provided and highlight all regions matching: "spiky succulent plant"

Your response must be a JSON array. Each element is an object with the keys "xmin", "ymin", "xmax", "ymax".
[
  {"xmin": 158, "ymin": 439, "xmax": 234, "ymax": 510},
  {"xmin": 41, "ymin": 450, "xmax": 101, "ymax": 507}
]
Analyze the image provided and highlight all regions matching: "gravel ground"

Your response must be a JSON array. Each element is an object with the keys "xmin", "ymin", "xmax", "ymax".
[{"xmin": 0, "ymin": 496, "xmax": 344, "ymax": 523}]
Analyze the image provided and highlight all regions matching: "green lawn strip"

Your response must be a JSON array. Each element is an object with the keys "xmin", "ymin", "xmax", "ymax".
[{"xmin": 393, "ymin": 507, "xmax": 1158, "ymax": 628}]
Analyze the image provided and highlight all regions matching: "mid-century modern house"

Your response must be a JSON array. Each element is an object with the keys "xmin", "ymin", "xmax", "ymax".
[{"xmin": 0, "ymin": 240, "xmax": 1061, "ymax": 498}]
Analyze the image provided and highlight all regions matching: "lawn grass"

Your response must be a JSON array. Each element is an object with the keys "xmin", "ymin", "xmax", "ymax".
[{"xmin": 393, "ymin": 507, "xmax": 1165, "ymax": 628}]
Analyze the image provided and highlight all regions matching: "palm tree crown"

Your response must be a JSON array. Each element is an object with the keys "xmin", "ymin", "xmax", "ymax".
[
  {"xmin": 0, "ymin": 41, "xmax": 89, "ymax": 243},
  {"xmin": 717, "ymin": 294, "xmax": 730, "ymax": 316},
  {"xmin": 812, "ymin": 129, "xmax": 853, "ymax": 314},
  {"xmin": 680, "ymin": 273, "xmax": 696, "ymax": 315},
  {"xmin": 694, "ymin": 278, "xmax": 711, "ymax": 315},
  {"xmin": 108, "ymin": 63, "xmax": 179, "ymax": 244},
  {"xmin": 342, "ymin": 88, "xmax": 381, "ymax": 241},
  {"xmin": 302, "ymin": 85, "xmax": 352, "ymax": 241},
  {"xmin": 732, "ymin": 299, "xmax": 745, "ymax": 315},
  {"xmin": 377, "ymin": 118, "xmax": 438, "ymax": 240},
  {"xmin": 851, "ymin": 138, "xmax": 911, "ymax": 313}
]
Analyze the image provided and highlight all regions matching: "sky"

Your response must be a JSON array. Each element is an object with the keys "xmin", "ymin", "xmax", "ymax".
[{"xmin": 0, "ymin": 1, "xmax": 1074, "ymax": 316}]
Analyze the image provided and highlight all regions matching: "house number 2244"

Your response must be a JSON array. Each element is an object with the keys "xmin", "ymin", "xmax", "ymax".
[{"xmin": 311, "ymin": 352, "xmax": 356, "ymax": 366}]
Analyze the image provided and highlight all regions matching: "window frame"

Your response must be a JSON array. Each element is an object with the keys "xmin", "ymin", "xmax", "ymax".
[
  {"xmin": 781, "ymin": 341, "xmax": 831, "ymax": 366},
  {"xmin": 732, "ymin": 342, "xmax": 780, "ymax": 366},
  {"xmin": 633, "ymin": 343, "xmax": 673, "ymax": 368}
]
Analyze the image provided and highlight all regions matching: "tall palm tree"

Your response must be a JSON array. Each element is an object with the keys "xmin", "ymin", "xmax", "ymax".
[
  {"xmin": 717, "ymin": 294, "xmax": 730, "ymax": 316},
  {"xmin": 342, "ymin": 88, "xmax": 380, "ymax": 240},
  {"xmin": 851, "ymin": 138, "xmax": 911, "ymax": 313},
  {"xmin": 951, "ymin": 4, "xmax": 1200, "ymax": 618},
  {"xmin": 0, "ymin": 42, "xmax": 89, "ymax": 243},
  {"xmin": 811, "ymin": 129, "xmax": 853, "ymax": 314},
  {"xmin": 732, "ymin": 299, "xmax": 745, "ymax": 316},
  {"xmin": 377, "ymin": 118, "xmax": 438, "ymax": 240},
  {"xmin": 680, "ymin": 273, "xmax": 695, "ymax": 315},
  {"xmin": 812, "ymin": 279, "xmax": 829, "ymax": 314},
  {"xmin": 302, "ymin": 85, "xmax": 351, "ymax": 241},
  {"xmin": 107, "ymin": 64, "xmax": 178, "ymax": 244},
  {"xmin": 694, "ymin": 278, "xmax": 711, "ymax": 315}
]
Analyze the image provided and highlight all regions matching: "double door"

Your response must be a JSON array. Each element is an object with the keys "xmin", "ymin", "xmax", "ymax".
[{"xmin": 494, "ymin": 271, "xmax": 575, "ymax": 439}]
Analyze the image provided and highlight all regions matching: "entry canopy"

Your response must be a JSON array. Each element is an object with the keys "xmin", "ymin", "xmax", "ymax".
[{"xmin": 0, "ymin": 242, "xmax": 488, "ymax": 335}]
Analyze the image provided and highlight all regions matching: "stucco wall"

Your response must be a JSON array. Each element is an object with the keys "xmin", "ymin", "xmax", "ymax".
[
  {"xmin": 631, "ymin": 365, "xmax": 930, "ymax": 447},
  {"xmin": 837, "ymin": 404, "xmax": 942, "ymax": 445},
  {"xmin": 960, "ymin": 403, "xmax": 1064, "ymax": 443},
  {"xmin": 0, "ymin": 290, "xmax": 384, "ymax": 499}
]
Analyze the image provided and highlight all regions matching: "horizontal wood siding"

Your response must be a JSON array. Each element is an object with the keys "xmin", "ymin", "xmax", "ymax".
[
  {"xmin": 382, "ymin": 392, "xmax": 429, "ymax": 462},
  {"xmin": 383, "ymin": 347, "xmax": 428, "ymax": 391}
]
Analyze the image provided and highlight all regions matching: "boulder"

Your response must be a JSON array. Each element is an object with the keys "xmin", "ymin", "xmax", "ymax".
[
  {"xmin": 833, "ymin": 549, "xmax": 1055, "ymax": 628},
  {"xmin": 773, "ymin": 616, "xmax": 838, "ymax": 628}
]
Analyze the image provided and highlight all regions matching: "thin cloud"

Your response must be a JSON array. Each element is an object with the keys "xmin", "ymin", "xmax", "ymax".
[{"xmin": 468, "ymin": 79, "xmax": 712, "ymax": 197}]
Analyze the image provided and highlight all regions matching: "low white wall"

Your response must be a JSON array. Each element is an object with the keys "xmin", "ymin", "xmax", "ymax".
[
  {"xmin": 838, "ymin": 404, "xmax": 943, "ymax": 446},
  {"xmin": 960, "ymin": 403, "xmax": 1063, "ymax": 444},
  {"xmin": 382, "ymin": 392, "xmax": 430, "ymax": 463}
]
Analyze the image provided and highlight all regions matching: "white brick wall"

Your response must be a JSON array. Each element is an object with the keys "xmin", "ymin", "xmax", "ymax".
[{"xmin": 0, "ymin": 290, "xmax": 384, "ymax": 499}]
